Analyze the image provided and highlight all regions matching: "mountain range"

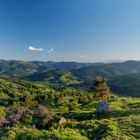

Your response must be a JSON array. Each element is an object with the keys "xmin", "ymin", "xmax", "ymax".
[{"xmin": 1, "ymin": 60, "xmax": 140, "ymax": 96}]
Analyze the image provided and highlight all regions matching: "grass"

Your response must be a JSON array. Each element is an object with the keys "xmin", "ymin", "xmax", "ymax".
[{"xmin": 0, "ymin": 77, "xmax": 140, "ymax": 139}]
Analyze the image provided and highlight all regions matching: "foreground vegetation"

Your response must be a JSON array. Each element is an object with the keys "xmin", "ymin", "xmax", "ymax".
[{"xmin": 0, "ymin": 77, "xmax": 140, "ymax": 139}]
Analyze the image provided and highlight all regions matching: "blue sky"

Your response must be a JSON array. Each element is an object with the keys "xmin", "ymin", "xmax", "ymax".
[{"xmin": 0, "ymin": 0, "xmax": 140, "ymax": 62}]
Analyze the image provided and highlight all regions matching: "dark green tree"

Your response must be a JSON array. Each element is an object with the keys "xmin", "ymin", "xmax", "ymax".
[{"xmin": 91, "ymin": 77, "xmax": 110, "ymax": 99}]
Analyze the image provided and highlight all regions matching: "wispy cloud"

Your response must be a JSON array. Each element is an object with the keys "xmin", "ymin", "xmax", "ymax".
[
  {"xmin": 28, "ymin": 46, "xmax": 44, "ymax": 51},
  {"xmin": 48, "ymin": 48, "xmax": 54, "ymax": 53},
  {"xmin": 78, "ymin": 55, "xmax": 86, "ymax": 58}
]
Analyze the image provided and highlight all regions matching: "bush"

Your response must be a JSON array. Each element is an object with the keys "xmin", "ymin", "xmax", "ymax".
[{"xmin": 21, "ymin": 113, "xmax": 33, "ymax": 125}]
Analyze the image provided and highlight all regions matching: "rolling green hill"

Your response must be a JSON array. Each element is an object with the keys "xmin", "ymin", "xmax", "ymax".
[
  {"xmin": 19, "ymin": 60, "xmax": 140, "ymax": 97},
  {"xmin": 72, "ymin": 60, "xmax": 140, "ymax": 80},
  {"xmin": 0, "ymin": 77, "xmax": 140, "ymax": 139},
  {"xmin": 24, "ymin": 69, "xmax": 80, "ymax": 85},
  {"xmin": 2, "ymin": 60, "xmax": 140, "ymax": 79},
  {"xmin": 2, "ymin": 60, "xmax": 140, "ymax": 97},
  {"xmin": 0, "ymin": 60, "xmax": 101, "ymax": 77}
]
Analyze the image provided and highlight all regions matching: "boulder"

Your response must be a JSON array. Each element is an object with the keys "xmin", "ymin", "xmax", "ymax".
[
  {"xmin": 96, "ymin": 100, "xmax": 110, "ymax": 113},
  {"xmin": 58, "ymin": 117, "xmax": 67, "ymax": 125}
]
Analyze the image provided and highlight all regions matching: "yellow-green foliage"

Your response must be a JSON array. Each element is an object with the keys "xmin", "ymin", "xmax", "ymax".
[{"xmin": 0, "ymin": 77, "xmax": 140, "ymax": 139}]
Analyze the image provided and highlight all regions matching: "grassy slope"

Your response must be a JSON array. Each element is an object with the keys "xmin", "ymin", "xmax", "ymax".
[
  {"xmin": 0, "ymin": 77, "xmax": 140, "ymax": 139},
  {"xmin": 23, "ymin": 69, "xmax": 81, "ymax": 85}
]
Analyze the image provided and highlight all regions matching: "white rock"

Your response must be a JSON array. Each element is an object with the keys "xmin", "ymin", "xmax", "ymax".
[{"xmin": 58, "ymin": 117, "xmax": 67, "ymax": 125}]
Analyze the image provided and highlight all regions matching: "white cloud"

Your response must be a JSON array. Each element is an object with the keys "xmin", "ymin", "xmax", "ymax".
[
  {"xmin": 48, "ymin": 48, "xmax": 54, "ymax": 53},
  {"xmin": 28, "ymin": 46, "xmax": 44, "ymax": 51}
]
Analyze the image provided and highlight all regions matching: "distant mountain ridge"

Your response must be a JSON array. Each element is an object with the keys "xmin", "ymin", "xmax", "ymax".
[
  {"xmin": 0, "ymin": 59, "xmax": 103, "ymax": 77},
  {"xmin": 1, "ymin": 59, "xmax": 140, "ymax": 81},
  {"xmin": 1, "ymin": 59, "xmax": 140, "ymax": 77},
  {"xmin": 72, "ymin": 60, "xmax": 140, "ymax": 80}
]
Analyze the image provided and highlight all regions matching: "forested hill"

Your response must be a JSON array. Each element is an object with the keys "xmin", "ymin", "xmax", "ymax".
[
  {"xmin": 2, "ymin": 60, "xmax": 140, "ymax": 97},
  {"xmin": 72, "ymin": 60, "xmax": 140, "ymax": 79},
  {"xmin": 1, "ymin": 60, "xmax": 140, "ymax": 79},
  {"xmin": 0, "ymin": 60, "xmax": 102, "ymax": 77}
]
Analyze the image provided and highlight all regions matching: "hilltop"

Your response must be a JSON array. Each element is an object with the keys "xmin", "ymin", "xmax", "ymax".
[{"xmin": 0, "ymin": 77, "xmax": 140, "ymax": 139}]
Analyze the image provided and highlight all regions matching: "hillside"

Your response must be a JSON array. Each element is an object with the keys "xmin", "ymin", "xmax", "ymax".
[
  {"xmin": 108, "ymin": 73, "xmax": 140, "ymax": 97},
  {"xmin": 10, "ymin": 60, "xmax": 140, "ymax": 97},
  {"xmin": 0, "ymin": 77, "xmax": 140, "ymax": 139},
  {"xmin": 23, "ymin": 69, "xmax": 80, "ymax": 85},
  {"xmin": 0, "ymin": 60, "xmax": 101, "ymax": 77},
  {"xmin": 1, "ymin": 60, "xmax": 140, "ymax": 97},
  {"xmin": 1, "ymin": 60, "xmax": 140, "ymax": 79},
  {"xmin": 72, "ymin": 60, "xmax": 140, "ymax": 80}
]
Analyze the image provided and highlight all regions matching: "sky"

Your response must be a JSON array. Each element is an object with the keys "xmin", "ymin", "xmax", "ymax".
[{"xmin": 0, "ymin": 0, "xmax": 140, "ymax": 62}]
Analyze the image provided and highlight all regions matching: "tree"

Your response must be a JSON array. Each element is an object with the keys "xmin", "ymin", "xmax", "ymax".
[{"xmin": 91, "ymin": 77, "xmax": 110, "ymax": 99}]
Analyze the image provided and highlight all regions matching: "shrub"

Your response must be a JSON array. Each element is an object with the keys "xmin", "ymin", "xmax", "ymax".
[
  {"xmin": 34, "ymin": 106, "xmax": 51, "ymax": 118},
  {"xmin": 21, "ymin": 113, "xmax": 33, "ymax": 125}
]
